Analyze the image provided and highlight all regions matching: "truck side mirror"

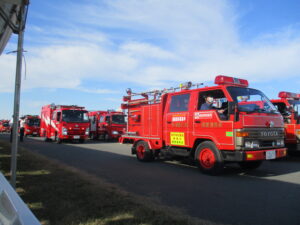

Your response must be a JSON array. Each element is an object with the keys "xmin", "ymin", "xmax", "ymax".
[
  {"xmin": 228, "ymin": 101, "xmax": 239, "ymax": 121},
  {"xmin": 228, "ymin": 102, "xmax": 236, "ymax": 115}
]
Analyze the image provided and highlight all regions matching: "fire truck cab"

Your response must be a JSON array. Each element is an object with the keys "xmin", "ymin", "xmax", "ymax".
[
  {"xmin": 120, "ymin": 75, "xmax": 287, "ymax": 174},
  {"xmin": 0, "ymin": 120, "xmax": 10, "ymax": 133},
  {"xmin": 88, "ymin": 110, "xmax": 126, "ymax": 140},
  {"xmin": 20, "ymin": 115, "xmax": 40, "ymax": 136},
  {"xmin": 40, "ymin": 104, "xmax": 90, "ymax": 143},
  {"xmin": 271, "ymin": 92, "xmax": 300, "ymax": 154}
]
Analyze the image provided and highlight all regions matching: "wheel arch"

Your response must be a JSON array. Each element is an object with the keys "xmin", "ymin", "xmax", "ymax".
[{"xmin": 191, "ymin": 138, "xmax": 216, "ymax": 158}]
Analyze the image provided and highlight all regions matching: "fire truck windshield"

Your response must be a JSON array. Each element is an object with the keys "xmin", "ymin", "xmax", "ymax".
[
  {"xmin": 62, "ymin": 110, "xmax": 89, "ymax": 123},
  {"xmin": 27, "ymin": 118, "xmax": 40, "ymax": 126},
  {"xmin": 3, "ymin": 123, "xmax": 9, "ymax": 127},
  {"xmin": 288, "ymin": 100, "xmax": 300, "ymax": 113},
  {"xmin": 227, "ymin": 87, "xmax": 278, "ymax": 114},
  {"xmin": 111, "ymin": 115, "xmax": 126, "ymax": 124}
]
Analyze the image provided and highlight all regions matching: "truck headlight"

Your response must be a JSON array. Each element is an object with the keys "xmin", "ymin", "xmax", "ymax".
[
  {"xmin": 85, "ymin": 128, "xmax": 89, "ymax": 135},
  {"xmin": 112, "ymin": 131, "xmax": 118, "ymax": 135},
  {"xmin": 62, "ymin": 127, "xmax": 68, "ymax": 135},
  {"xmin": 245, "ymin": 140, "xmax": 260, "ymax": 149}
]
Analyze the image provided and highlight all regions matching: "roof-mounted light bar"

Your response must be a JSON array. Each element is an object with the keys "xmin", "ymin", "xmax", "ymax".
[
  {"xmin": 214, "ymin": 75, "xmax": 249, "ymax": 87},
  {"xmin": 278, "ymin": 91, "xmax": 300, "ymax": 99}
]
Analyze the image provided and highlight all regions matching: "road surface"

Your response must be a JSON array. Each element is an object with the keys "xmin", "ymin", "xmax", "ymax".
[{"xmin": 1, "ymin": 134, "xmax": 300, "ymax": 225}]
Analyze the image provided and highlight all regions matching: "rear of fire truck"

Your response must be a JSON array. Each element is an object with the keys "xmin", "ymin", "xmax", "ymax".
[
  {"xmin": 271, "ymin": 92, "xmax": 300, "ymax": 154},
  {"xmin": 40, "ymin": 104, "xmax": 90, "ymax": 143},
  {"xmin": 120, "ymin": 75, "xmax": 286, "ymax": 175}
]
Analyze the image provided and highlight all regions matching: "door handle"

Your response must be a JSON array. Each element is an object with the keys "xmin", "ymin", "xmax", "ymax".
[
  {"xmin": 167, "ymin": 121, "xmax": 172, "ymax": 124},
  {"xmin": 194, "ymin": 121, "xmax": 201, "ymax": 123}
]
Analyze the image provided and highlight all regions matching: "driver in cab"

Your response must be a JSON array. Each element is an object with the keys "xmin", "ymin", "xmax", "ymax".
[{"xmin": 201, "ymin": 95, "xmax": 227, "ymax": 120}]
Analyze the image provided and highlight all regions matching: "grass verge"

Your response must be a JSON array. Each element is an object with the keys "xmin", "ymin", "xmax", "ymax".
[{"xmin": 0, "ymin": 141, "xmax": 207, "ymax": 225}]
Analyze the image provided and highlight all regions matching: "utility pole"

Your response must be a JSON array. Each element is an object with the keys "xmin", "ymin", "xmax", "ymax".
[{"xmin": 10, "ymin": 0, "xmax": 29, "ymax": 188}]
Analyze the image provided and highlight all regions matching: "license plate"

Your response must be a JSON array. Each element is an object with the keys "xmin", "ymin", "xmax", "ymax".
[
  {"xmin": 266, "ymin": 150, "xmax": 276, "ymax": 160},
  {"xmin": 33, "ymin": 132, "xmax": 37, "ymax": 134},
  {"xmin": 73, "ymin": 135, "xmax": 80, "ymax": 139}
]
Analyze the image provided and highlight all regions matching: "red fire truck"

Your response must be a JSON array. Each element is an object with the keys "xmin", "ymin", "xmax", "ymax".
[
  {"xmin": 120, "ymin": 75, "xmax": 287, "ymax": 174},
  {"xmin": 20, "ymin": 115, "xmax": 40, "ymax": 136},
  {"xmin": 88, "ymin": 110, "xmax": 126, "ymax": 140},
  {"xmin": 271, "ymin": 92, "xmax": 300, "ymax": 154},
  {"xmin": 0, "ymin": 120, "xmax": 10, "ymax": 133},
  {"xmin": 40, "ymin": 104, "xmax": 90, "ymax": 143}
]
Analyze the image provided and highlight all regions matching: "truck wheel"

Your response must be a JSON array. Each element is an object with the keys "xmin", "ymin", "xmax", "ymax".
[
  {"xmin": 55, "ymin": 134, "xmax": 62, "ymax": 144},
  {"xmin": 195, "ymin": 141, "xmax": 224, "ymax": 175},
  {"xmin": 90, "ymin": 133, "xmax": 97, "ymax": 140},
  {"xmin": 136, "ymin": 141, "xmax": 154, "ymax": 162},
  {"xmin": 43, "ymin": 132, "xmax": 50, "ymax": 142},
  {"xmin": 239, "ymin": 161, "xmax": 262, "ymax": 170},
  {"xmin": 104, "ymin": 133, "xmax": 110, "ymax": 141}
]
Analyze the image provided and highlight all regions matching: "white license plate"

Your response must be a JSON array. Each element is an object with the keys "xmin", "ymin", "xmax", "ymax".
[
  {"xmin": 33, "ymin": 132, "xmax": 37, "ymax": 134},
  {"xmin": 266, "ymin": 150, "xmax": 276, "ymax": 160},
  {"xmin": 73, "ymin": 135, "xmax": 80, "ymax": 139}
]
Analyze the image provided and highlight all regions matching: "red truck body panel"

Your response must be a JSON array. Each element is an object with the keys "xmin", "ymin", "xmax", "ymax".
[
  {"xmin": 120, "ymin": 76, "xmax": 286, "ymax": 166},
  {"xmin": 271, "ymin": 92, "xmax": 300, "ymax": 151},
  {"xmin": 40, "ymin": 104, "xmax": 90, "ymax": 142},
  {"xmin": 88, "ymin": 110, "xmax": 126, "ymax": 140}
]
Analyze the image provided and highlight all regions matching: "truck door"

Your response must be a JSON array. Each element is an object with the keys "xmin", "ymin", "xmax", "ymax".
[
  {"xmin": 90, "ymin": 115, "xmax": 97, "ymax": 132},
  {"xmin": 51, "ymin": 111, "xmax": 60, "ymax": 137},
  {"xmin": 165, "ymin": 93, "xmax": 191, "ymax": 147},
  {"xmin": 193, "ymin": 89, "xmax": 234, "ymax": 148}
]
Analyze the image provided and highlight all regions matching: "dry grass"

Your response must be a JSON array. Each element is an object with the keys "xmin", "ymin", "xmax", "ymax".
[{"xmin": 0, "ymin": 141, "xmax": 209, "ymax": 225}]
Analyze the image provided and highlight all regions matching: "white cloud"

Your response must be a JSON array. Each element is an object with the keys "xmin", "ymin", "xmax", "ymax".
[
  {"xmin": 121, "ymin": 42, "xmax": 176, "ymax": 60},
  {"xmin": 2, "ymin": 0, "xmax": 300, "ymax": 94}
]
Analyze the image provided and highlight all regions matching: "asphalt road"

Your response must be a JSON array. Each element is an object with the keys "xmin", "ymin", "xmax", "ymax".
[{"xmin": 1, "ymin": 134, "xmax": 300, "ymax": 225}]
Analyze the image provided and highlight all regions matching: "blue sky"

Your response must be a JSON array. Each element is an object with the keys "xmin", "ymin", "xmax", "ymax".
[{"xmin": 1, "ymin": 0, "xmax": 300, "ymax": 119}]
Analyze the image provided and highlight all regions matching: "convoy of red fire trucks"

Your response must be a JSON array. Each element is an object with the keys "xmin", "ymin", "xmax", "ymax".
[
  {"xmin": 0, "ymin": 120, "xmax": 10, "ymax": 133},
  {"xmin": 40, "ymin": 104, "xmax": 90, "ymax": 143},
  {"xmin": 120, "ymin": 75, "xmax": 287, "ymax": 174},
  {"xmin": 88, "ymin": 110, "xmax": 126, "ymax": 140},
  {"xmin": 2, "ymin": 75, "xmax": 299, "ymax": 175},
  {"xmin": 271, "ymin": 92, "xmax": 300, "ymax": 154},
  {"xmin": 20, "ymin": 115, "xmax": 40, "ymax": 137}
]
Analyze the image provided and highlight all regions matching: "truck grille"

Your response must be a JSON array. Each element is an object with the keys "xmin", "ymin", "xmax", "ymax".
[
  {"xmin": 260, "ymin": 140, "xmax": 276, "ymax": 148},
  {"xmin": 235, "ymin": 128, "xmax": 285, "ymax": 150},
  {"xmin": 243, "ymin": 128, "xmax": 284, "ymax": 139}
]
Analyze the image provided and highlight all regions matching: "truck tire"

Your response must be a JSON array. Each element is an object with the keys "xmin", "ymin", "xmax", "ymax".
[
  {"xmin": 239, "ymin": 161, "xmax": 262, "ymax": 170},
  {"xmin": 90, "ymin": 133, "xmax": 97, "ymax": 140},
  {"xmin": 104, "ymin": 133, "xmax": 111, "ymax": 141},
  {"xmin": 195, "ymin": 141, "xmax": 224, "ymax": 175},
  {"xmin": 55, "ymin": 134, "xmax": 62, "ymax": 144},
  {"xmin": 43, "ymin": 132, "xmax": 50, "ymax": 142},
  {"xmin": 136, "ymin": 141, "xmax": 154, "ymax": 162}
]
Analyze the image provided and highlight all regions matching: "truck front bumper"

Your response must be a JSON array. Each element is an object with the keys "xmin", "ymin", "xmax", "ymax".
[
  {"xmin": 61, "ymin": 135, "xmax": 88, "ymax": 140},
  {"xmin": 222, "ymin": 148, "xmax": 287, "ymax": 162}
]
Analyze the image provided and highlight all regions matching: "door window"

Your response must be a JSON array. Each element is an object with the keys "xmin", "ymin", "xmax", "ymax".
[
  {"xmin": 170, "ymin": 94, "xmax": 190, "ymax": 112},
  {"xmin": 198, "ymin": 90, "xmax": 229, "ymax": 120}
]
